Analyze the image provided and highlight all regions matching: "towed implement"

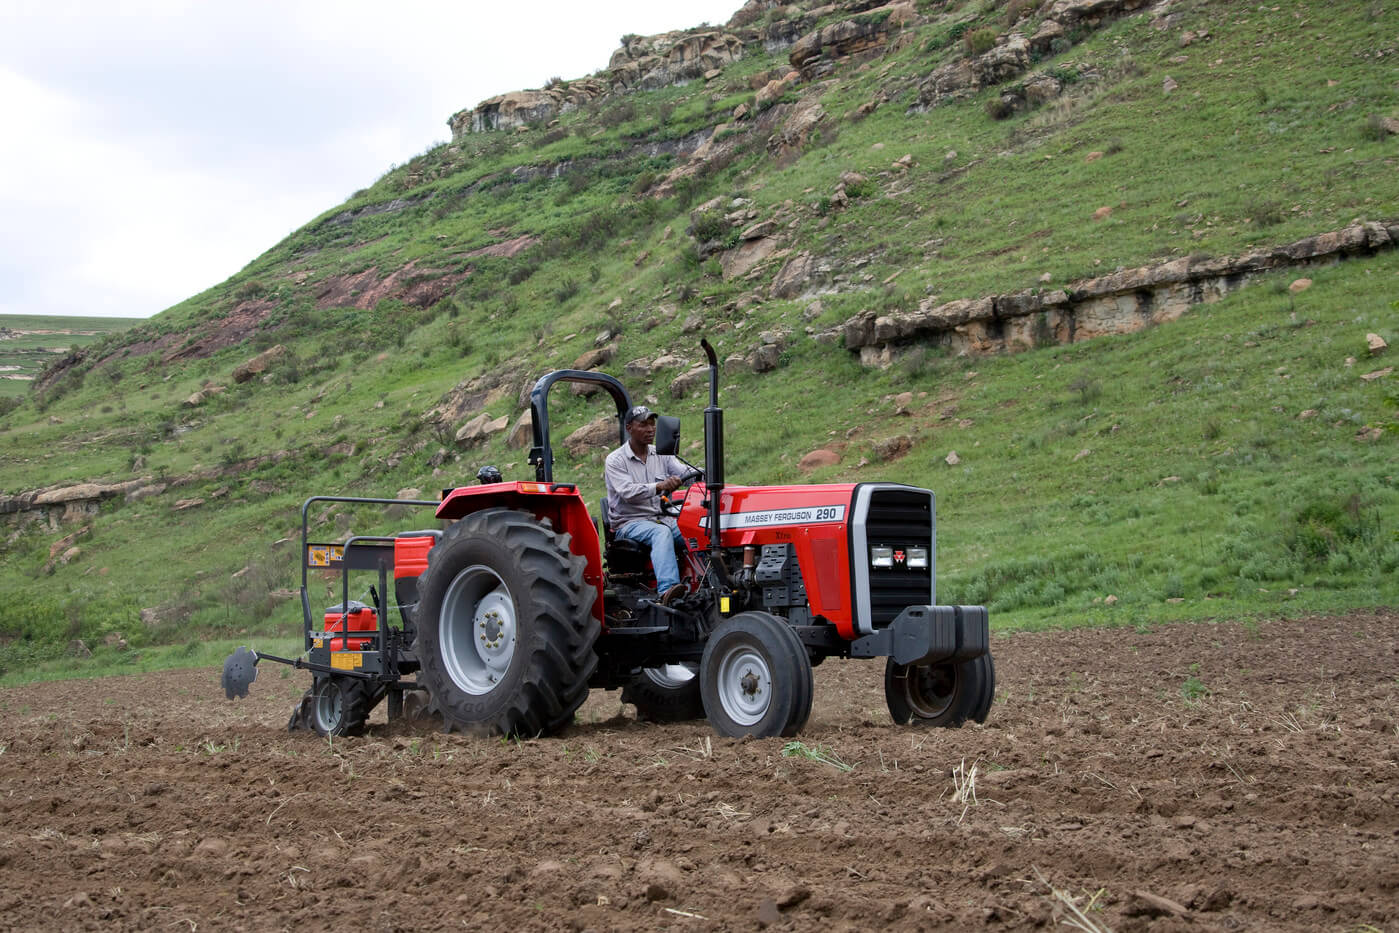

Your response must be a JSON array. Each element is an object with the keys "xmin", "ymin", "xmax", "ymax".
[{"xmin": 224, "ymin": 340, "xmax": 994, "ymax": 738}]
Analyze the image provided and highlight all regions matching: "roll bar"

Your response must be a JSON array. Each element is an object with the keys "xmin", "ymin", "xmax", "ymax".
[{"xmin": 528, "ymin": 369, "xmax": 633, "ymax": 482}]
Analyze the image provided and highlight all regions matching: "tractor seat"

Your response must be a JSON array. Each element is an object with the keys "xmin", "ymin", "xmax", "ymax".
[{"xmin": 600, "ymin": 498, "xmax": 651, "ymax": 577}]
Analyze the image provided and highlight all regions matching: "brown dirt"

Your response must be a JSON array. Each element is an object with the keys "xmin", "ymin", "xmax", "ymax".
[
  {"xmin": 1, "ymin": 610, "xmax": 1395, "ymax": 931},
  {"xmin": 313, "ymin": 261, "xmax": 469, "ymax": 311}
]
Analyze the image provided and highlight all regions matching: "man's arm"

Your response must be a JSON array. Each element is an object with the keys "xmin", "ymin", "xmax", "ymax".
[{"xmin": 605, "ymin": 452, "xmax": 664, "ymax": 502}]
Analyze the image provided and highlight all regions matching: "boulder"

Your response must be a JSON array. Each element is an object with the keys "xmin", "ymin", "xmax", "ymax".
[
  {"xmin": 721, "ymin": 236, "xmax": 779, "ymax": 280},
  {"xmin": 750, "ymin": 344, "xmax": 782, "ymax": 373},
  {"xmin": 740, "ymin": 220, "xmax": 777, "ymax": 241},
  {"xmin": 755, "ymin": 71, "xmax": 800, "ymax": 109},
  {"xmin": 769, "ymin": 100, "xmax": 826, "ymax": 152},
  {"xmin": 563, "ymin": 416, "xmax": 619, "ymax": 457},
  {"xmin": 670, "ymin": 365, "xmax": 710, "ymax": 398},
  {"xmin": 770, "ymin": 251, "xmax": 819, "ymax": 299},
  {"xmin": 48, "ymin": 526, "xmax": 91, "ymax": 559},
  {"xmin": 455, "ymin": 412, "xmax": 509, "ymax": 446},
  {"xmin": 650, "ymin": 353, "xmax": 686, "ymax": 370},
  {"xmin": 799, "ymin": 449, "xmax": 841, "ymax": 471},
  {"xmin": 1366, "ymin": 333, "xmax": 1387, "ymax": 354},
  {"xmin": 232, "ymin": 345, "xmax": 287, "ymax": 383},
  {"xmin": 873, "ymin": 435, "xmax": 913, "ymax": 461},
  {"xmin": 507, "ymin": 411, "xmax": 533, "ymax": 449},
  {"xmin": 572, "ymin": 343, "xmax": 617, "ymax": 370}
]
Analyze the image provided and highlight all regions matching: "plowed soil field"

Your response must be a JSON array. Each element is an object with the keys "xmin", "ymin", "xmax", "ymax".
[{"xmin": 1, "ymin": 610, "xmax": 1396, "ymax": 932}]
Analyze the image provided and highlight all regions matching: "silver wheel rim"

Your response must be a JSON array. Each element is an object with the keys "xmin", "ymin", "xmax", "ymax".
[
  {"xmin": 904, "ymin": 663, "xmax": 956, "ymax": 719},
  {"xmin": 314, "ymin": 681, "xmax": 343, "ymax": 732},
  {"xmin": 643, "ymin": 663, "xmax": 697, "ymax": 689},
  {"xmin": 440, "ymin": 564, "xmax": 518, "ymax": 696},
  {"xmin": 715, "ymin": 645, "xmax": 771, "ymax": 727}
]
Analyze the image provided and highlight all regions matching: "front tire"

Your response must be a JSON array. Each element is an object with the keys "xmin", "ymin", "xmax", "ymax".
[
  {"xmin": 415, "ymin": 509, "xmax": 598, "ymax": 737},
  {"xmin": 700, "ymin": 612, "xmax": 812, "ymax": 738},
  {"xmin": 622, "ymin": 663, "xmax": 705, "ymax": 722},
  {"xmin": 885, "ymin": 653, "xmax": 995, "ymax": 728}
]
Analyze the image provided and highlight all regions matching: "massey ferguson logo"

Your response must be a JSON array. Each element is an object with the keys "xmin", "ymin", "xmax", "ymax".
[{"xmin": 893, "ymin": 549, "xmax": 906, "ymax": 564}]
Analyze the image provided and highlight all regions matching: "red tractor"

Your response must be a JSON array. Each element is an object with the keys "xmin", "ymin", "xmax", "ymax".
[{"xmin": 223, "ymin": 341, "xmax": 994, "ymax": 738}]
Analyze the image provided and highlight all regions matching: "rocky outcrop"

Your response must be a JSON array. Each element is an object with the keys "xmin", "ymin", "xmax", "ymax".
[
  {"xmin": 450, "ymin": 83, "xmax": 610, "ymax": 137},
  {"xmin": 914, "ymin": 0, "xmax": 1156, "ymax": 112},
  {"xmin": 770, "ymin": 251, "xmax": 830, "ymax": 299},
  {"xmin": 843, "ymin": 222, "xmax": 1399, "ymax": 365},
  {"xmin": 917, "ymin": 34, "xmax": 1035, "ymax": 110},
  {"xmin": 789, "ymin": 2, "xmax": 917, "ymax": 80},
  {"xmin": 448, "ymin": 30, "xmax": 744, "ymax": 138},
  {"xmin": 1, "ymin": 479, "xmax": 153, "ymax": 528},
  {"xmin": 608, "ymin": 31, "xmax": 744, "ymax": 92}
]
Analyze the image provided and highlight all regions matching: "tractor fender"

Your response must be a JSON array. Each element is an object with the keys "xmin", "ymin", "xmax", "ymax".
[{"xmin": 435, "ymin": 482, "xmax": 603, "ymax": 623}]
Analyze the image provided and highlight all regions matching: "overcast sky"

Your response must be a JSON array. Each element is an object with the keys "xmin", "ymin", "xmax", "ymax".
[{"xmin": 0, "ymin": 0, "xmax": 740, "ymax": 319}]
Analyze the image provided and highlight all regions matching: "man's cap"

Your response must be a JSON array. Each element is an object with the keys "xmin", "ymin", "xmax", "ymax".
[{"xmin": 626, "ymin": 405, "xmax": 657, "ymax": 425}]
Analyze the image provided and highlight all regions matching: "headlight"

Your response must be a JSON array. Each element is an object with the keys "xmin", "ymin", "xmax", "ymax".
[
  {"xmin": 907, "ymin": 547, "xmax": 929, "ymax": 569},
  {"xmin": 870, "ymin": 546, "xmax": 893, "ymax": 568}
]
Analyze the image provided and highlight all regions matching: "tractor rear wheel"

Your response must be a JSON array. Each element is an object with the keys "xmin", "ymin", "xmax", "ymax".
[
  {"xmin": 884, "ymin": 653, "xmax": 995, "ymax": 728},
  {"xmin": 699, "ymin": 612, "xmax": 812, "ymax": 738},
  {"xmin": 622, "ymin": 663, "xmax": 704, "ymax": 722},
  {"xmin": 415, "ymin": 509, "xmax": 598, "ymax": 737}
]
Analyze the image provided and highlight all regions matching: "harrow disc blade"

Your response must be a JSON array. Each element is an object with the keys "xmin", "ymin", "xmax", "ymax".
[{"xmin": 221, "ymin": 646, "xmax": 259, "ymax": 699}]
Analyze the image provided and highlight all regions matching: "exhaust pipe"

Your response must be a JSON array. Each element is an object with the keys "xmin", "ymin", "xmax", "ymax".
[{"xmin": 700, "ymin": 339, "xmax": 730, "ymax": 586}]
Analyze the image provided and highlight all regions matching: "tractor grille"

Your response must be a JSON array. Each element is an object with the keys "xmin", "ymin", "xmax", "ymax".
[{"xmin": 864, "ymin": 487, "xmax": 934, "ymax": 629}]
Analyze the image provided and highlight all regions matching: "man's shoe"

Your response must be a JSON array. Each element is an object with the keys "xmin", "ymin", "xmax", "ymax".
[{"xmin": 660, "ymin": 584, "xmax": 685, "ymax": 606}]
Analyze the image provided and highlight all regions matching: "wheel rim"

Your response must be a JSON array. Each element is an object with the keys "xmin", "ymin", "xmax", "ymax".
[
  {"xmin": 643, "ymin": 663, "xmax": 697, "ymax": 689},
  {"xmin": 714, "ymin": 644, "xmax": 772, "ymax": 727},
  {"xmin": 313, "ymin": 681, "xmax": 343, "ymax": 732},
  {"xmin": 903, "ymin": 662, "xmax": 957, "ymax": 719},
  {"xmin": 439, "ymin": 564, "xmax": 518, "ymax": 696}
]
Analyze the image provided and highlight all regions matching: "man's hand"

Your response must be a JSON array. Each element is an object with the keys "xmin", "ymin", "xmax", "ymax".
[{"xmin": 657, "ymin": 475, "xmax": 684, "ymax": 494}]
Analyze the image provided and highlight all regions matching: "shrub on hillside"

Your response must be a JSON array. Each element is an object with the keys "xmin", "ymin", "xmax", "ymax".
[
  {"xmin": 599, "ymin": 101, "xmax": 636, "ymax": 128},
  {"xmin": 963, "ymin": 27, "xmax": 998, "ymax": 57},
  {"xmin": 689, "ymin": 209, "xmax": 730, "ymax": 243}
]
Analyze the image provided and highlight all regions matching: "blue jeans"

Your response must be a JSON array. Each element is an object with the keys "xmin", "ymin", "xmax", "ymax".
[{"xmin": 617, "ymin": 519, "xmax": 684, "ymax": 592}]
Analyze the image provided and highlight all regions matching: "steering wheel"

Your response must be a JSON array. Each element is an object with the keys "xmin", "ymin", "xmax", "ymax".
[{"xmin": 660, "ymin": 469, "xmax": 705, "ymax": 516}]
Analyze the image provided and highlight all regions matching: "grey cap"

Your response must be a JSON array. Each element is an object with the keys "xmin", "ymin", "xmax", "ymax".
[{"xmin": 625, "ymin": 405, "xmax": 657, "ymax": 425}]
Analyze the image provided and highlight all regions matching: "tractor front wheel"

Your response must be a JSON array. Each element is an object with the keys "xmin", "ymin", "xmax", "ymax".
[
  {"xmin": 622, "ymin": 663, "xmax": 705, "ymax": 722},
  {"xmin": 884, "ymin": 653, "xmax": 995, "ymax": 728},
  {"xmin": 415, "ymin": 509, "xmax": 598, "ymax": 737},
  {"xmin": 699, "ymin": 612, "xmax": 812, "ymax": 738}
]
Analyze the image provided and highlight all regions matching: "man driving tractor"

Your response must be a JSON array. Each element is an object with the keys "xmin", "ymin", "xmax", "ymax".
[{"xmin": 603, "ymin": 405, "xmax": 692, "ymax": 605}]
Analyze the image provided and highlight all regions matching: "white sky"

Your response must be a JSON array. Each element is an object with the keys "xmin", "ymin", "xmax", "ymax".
[{"xmin": 0, "ymin": 0, "xmax": 741, "ymax": 319}]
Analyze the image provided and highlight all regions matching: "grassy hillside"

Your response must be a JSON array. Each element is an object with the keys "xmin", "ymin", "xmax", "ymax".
[
  {"xmin": 0, "ymin": 315, "xmax": 142, "ymax": 398},
  {"xmin": 0, "ymin": 0, "xmax": 1395, "ymax": 683}
]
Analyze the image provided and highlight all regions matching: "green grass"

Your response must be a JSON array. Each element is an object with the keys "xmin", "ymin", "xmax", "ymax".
[
  {"xmin": 0, "ymin": 636, "xmax": 302, "ymax": 688},
  {"xmin": 0, "ymin": 0, "xmax": 1395, "ymax": 680},
  {"xmin": 0, "ymin": 314, "xmax": 142, "ymax": 397}
]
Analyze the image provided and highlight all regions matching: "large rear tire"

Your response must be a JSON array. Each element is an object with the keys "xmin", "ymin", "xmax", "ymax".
[
  {"xmin": 699, "ymin": 612, "xmax": 812, "ymax": 738},
  {"xmin": 885, "ymin": 653, "xmax": 995, "ymax": 728},
  {"xmin": 622, "ymin": 663, "xmax": 705, "ymax": 722},
  {"xmin": 415, "ymin": 509, "xmax": 598, "ymax": 737}
]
